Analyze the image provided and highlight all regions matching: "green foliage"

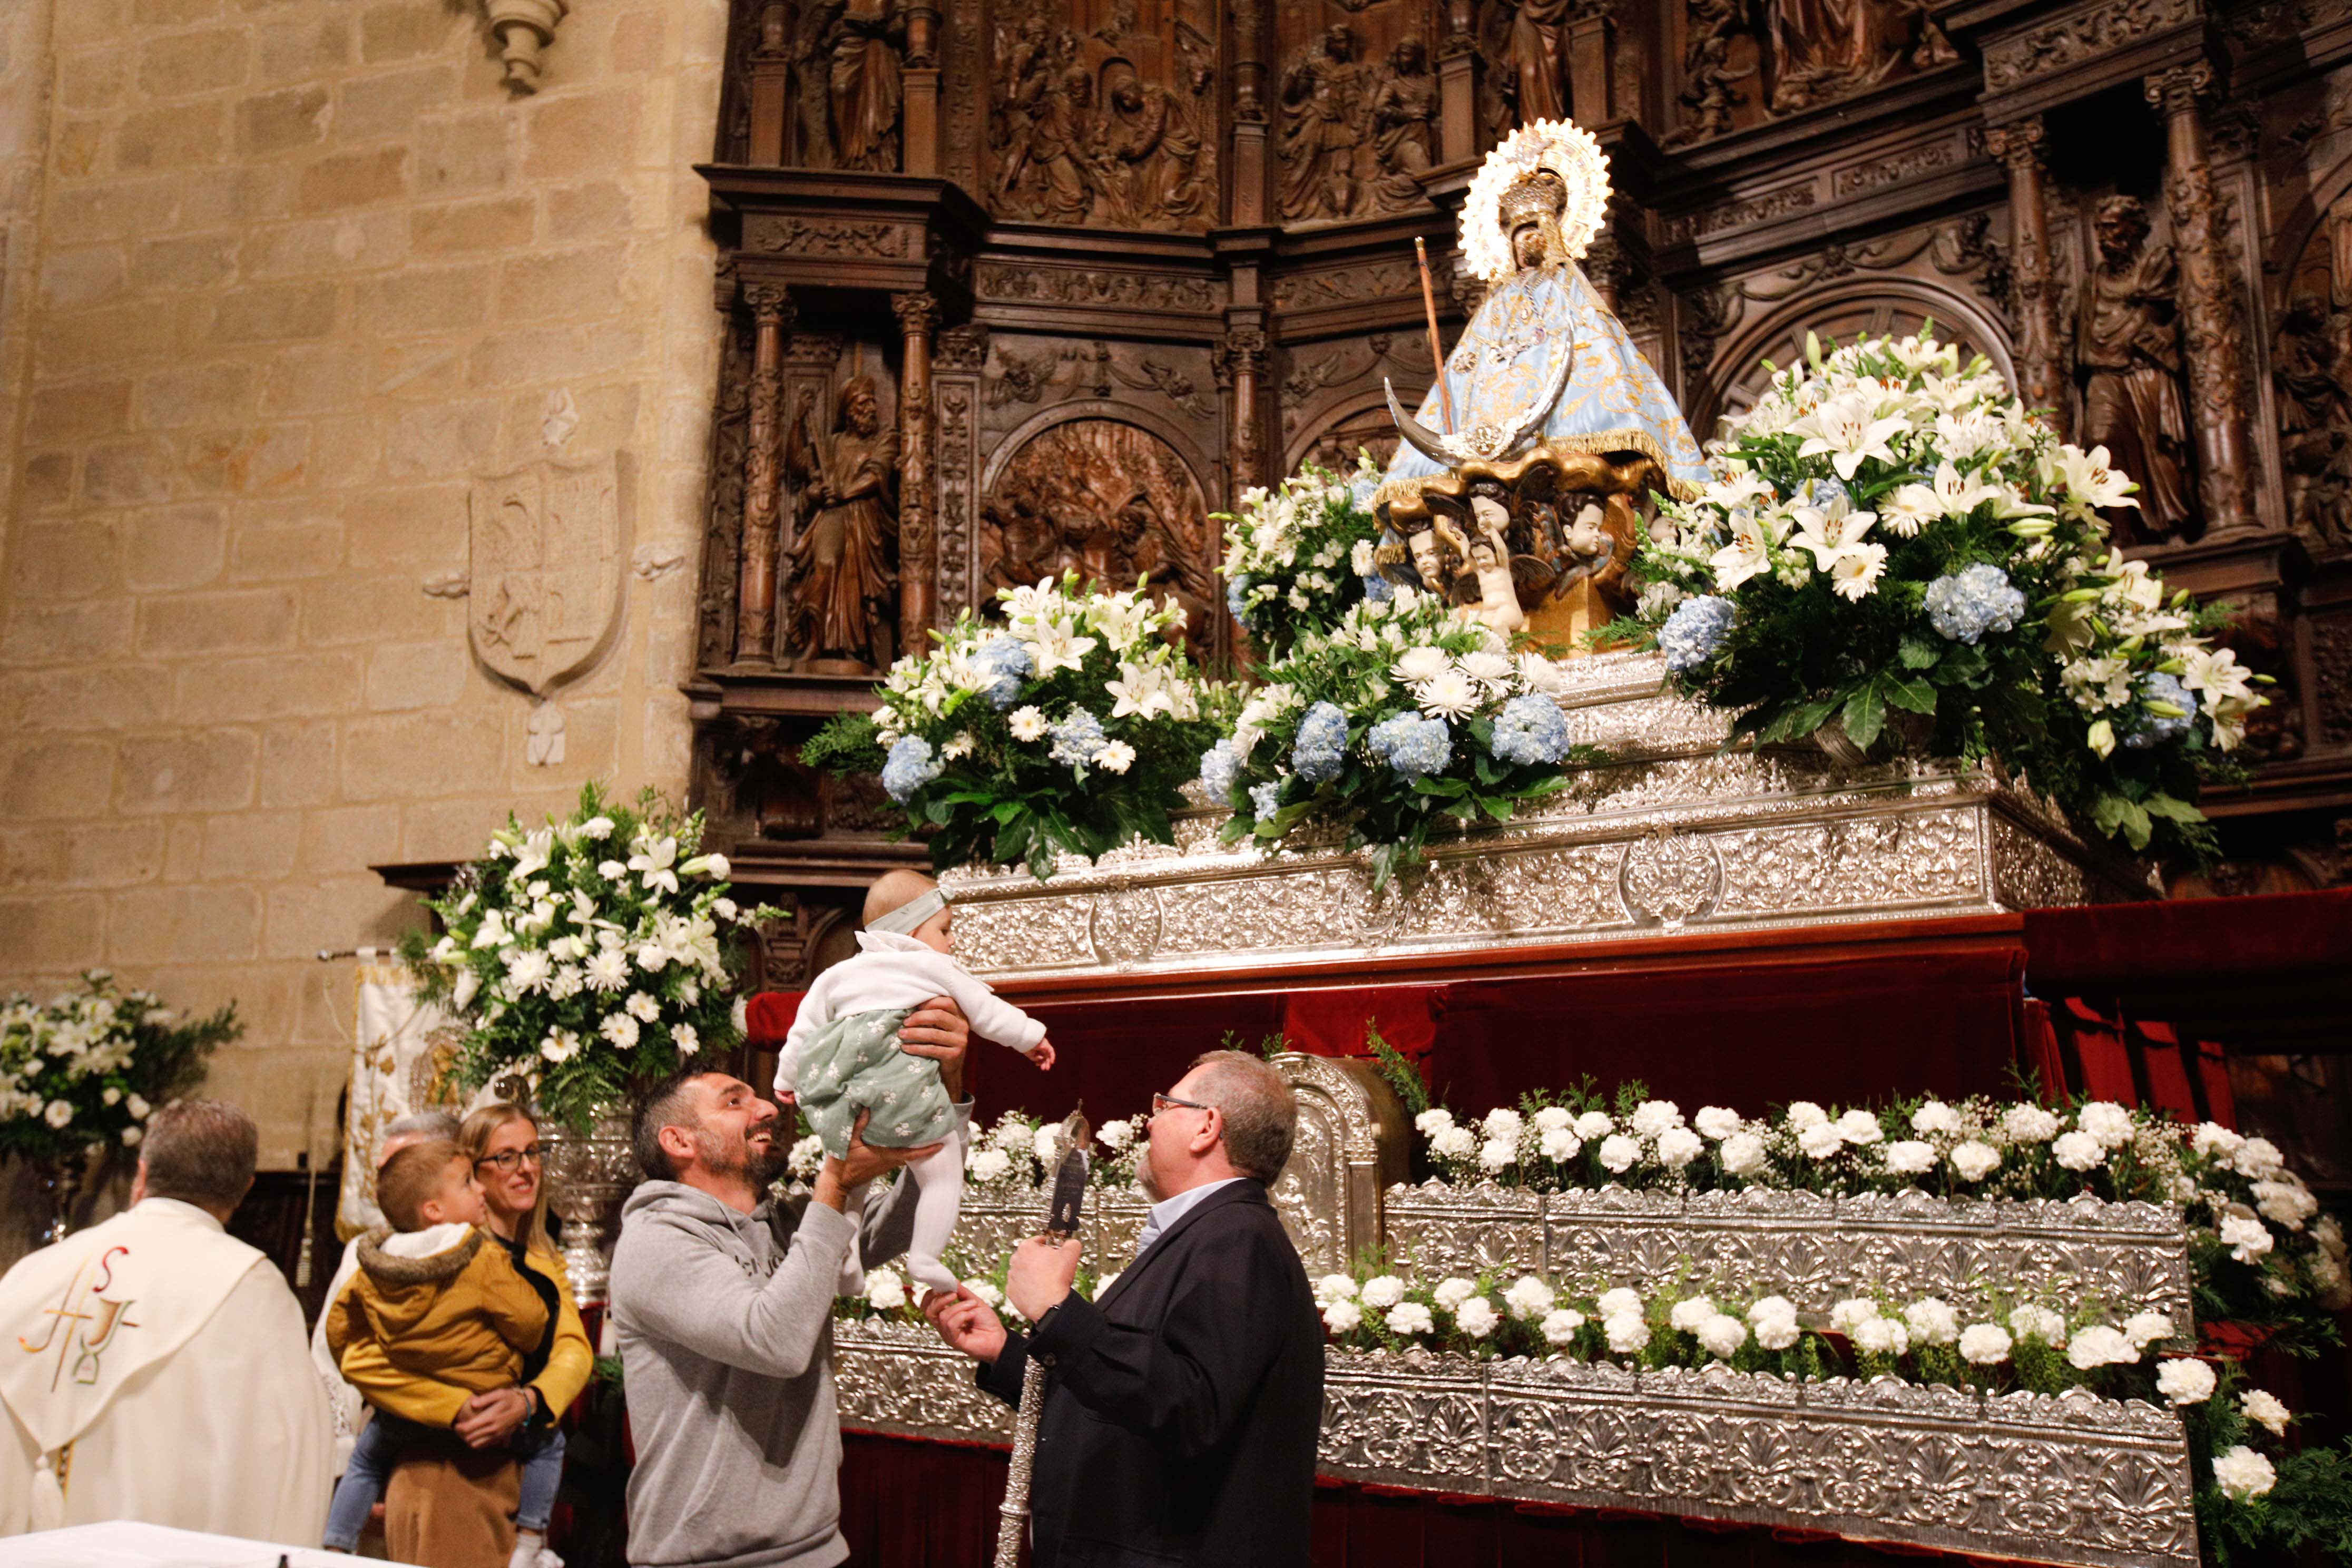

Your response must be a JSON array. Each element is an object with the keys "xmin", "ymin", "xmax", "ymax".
[
  {"xmin": 1217, "ymin": 456, "xmax": 1389, "ymax": 663},
  {"xmin": 1630, "ymin": 329, "xmax": 2265, "ymax": 866},
  {"xmin": 852, "ymin": 575, "xmax": 1226, "ymax": 881},
  {"xmin": 1364, "ymin": 1019, "xmax": 1428, "ymax": 1116},
  {"xmin": 800, "ymin": 710, "xmax": 885, "ymax": 776},
  {"xmin": 397, "ymin": 781, "xmax": 780, "ymax": 1133},
  {"xmin": 0, "ymin": 972, "xmax": 238, "ymax": 1161}
]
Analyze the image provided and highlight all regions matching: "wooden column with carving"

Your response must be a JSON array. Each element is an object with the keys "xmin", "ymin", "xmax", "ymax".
[
  {"xmin": 1985, "ymin": 118, "xmax": 2067, "ymax": 439},
  {"xmin": 1438, "ymin": 0, "xmax": 1482, "ymax": 163},
  {"xmin": 1566, "ymin": 0, "xmax": 1613, "ymax": 126},
  {"xmin": 894, "ymin": 291, "xmax": 939, "ymax": 643},
  {"xmin": 2146, "ymin": 63, "xmax": 2259, "ymax": 537},
  {"xmin": 734, "ymin": 282, "xmax": 792, "ymax": 666},
  {"xmin": 901, "ymin": 5, "xmax": 940, "ymax": 177},
  {"xmin": 747, "ymin": 2, "xmax": 788, "ymax": 165},
  {"xmin": 1230, "ymin": 0, "xmax": 1269, "ymax": 226},
  {"xmin": 1221, "ymin": 326, "xmax": 1270, "ymax": 495},
  {"xmin": 932, "ymin": 324, "xmax": 986, "ymax": 623}
]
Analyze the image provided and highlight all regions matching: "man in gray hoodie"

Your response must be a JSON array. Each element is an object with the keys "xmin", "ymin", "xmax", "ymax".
[{"xmin": 609, "ymin": 1013, "xmax": 967, "ymax": 1568}]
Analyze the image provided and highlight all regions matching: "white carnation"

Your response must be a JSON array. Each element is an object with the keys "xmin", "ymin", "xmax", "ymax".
[
  {"xmin": 1797, "ymin": 1121, "xmax": 1845, "ymax": 1160},
  {"xmin": 1572, "ymin": 1110, "xmax": 1613, "ymax": 1141},
  {"xmin": 2122, "ymin": 1311, "xmax": 2174, "ymax": 1349},
  {"xmin": 1314, "ymin": 1273, "xmax": 1358, "ymax": 1306},
  {"xmin": 1603, "ymin": 1313, "xmax": 1650, "ymax": 1355},
  {"xmin": 2232, "ymin": 1136, "xmax": 2285, "ymax": 1180},
  {"xmin": 2240, "ymin": 1388, "xmax": 2291, "ymax": 1436},
  {"xmin": 1481, "ymin": 1106, "xmax": 1524, "ymax": 1141},
  {"xmin": 1852, "ymin": 1316, "xmax": 1909, "ymax": 1357},
  {"xmin": 2212, "ymin": 1444, "xmax": 2276, "ymax": 1502},
  {"xmin": 1385, "ymin": 1301, "xmax": 1435, "ymax": 1337},
  {"xmin": 1958, "ymin": 1323, "xmax": 2013, "ymax": 1365},
  {"xmin": 1654, "ymin": 1127, "xmax": 1704, "ymax": 1169},
  {"xmin": 2076, "ymin": 1100, "xmax": 2135, "ymax": 1149},
  {"xmin": 1432, "ymin": 1125, "xmax": 1477, "ymax": 1159},
  {"xmin": 1696, "ymin": 1312, "xmax": 1748, "ymax": 1360},
  {"xmin": 1903, "ymin": 1298, "xmax": 1959, "ymax": 1346},
  {"xmin": 1322, "ymin": 1299, "xmax": 1364, "ymax": 1334},
  {"xmin": 1530, "ymin": 1105, "xmax": 1573, "ymax": 1133},
  {"xmin": 2002, "ymin": 1103, "xmax": 2062, "ymax": 1143},
  {"xmin": 1748, "ymin": 1296, "xmax": 1800, "ymax": 1351},
  {"xmin": 1785, "ymin": 1100, "xmax": 1829, "ymax": 1130},
  {"xmin": 1694, "ymin": 1105, "xmax": 1741, "ymax": 1141},
  {"xmin": 1453, "ymin": 1296, "xmax": 1500, "ymax": 1339},
  {"xmin": 1629, "ymin": 1100, "xmax": 1683, "ymax": 1140},
  {"xmin": 2153, "ymin": 1358, "xmax": 2216, "ymax": 1405},
  {"xmin": 1477, "ymin": 1136, "xmax": 1517, "ymax": 1173},
  {"xmin": 1359, "ymin": 1275, "xmax": 1407, "ymax": 1310},
  {"xmin": 1538, "ymin": 1128, "xmax": 1581, "ymax": 1163},
  {"xmin": 966, "ymin": 1148, "xmax": 1012, "ymax": 1182},
  {"xmin": 1948, "ymin": 1140, "xmax": 2002, "ymax": 1181},
  {"xmin": 1883, "ymin": 1140, "xmax": 1936, "ymax": 1177},
  {"xmin": 1829, "ymin": 1298, "xmax": 1880, "ymax": 1334},
  {"xmin": 1540, "ymin": 1308, "xmax": 1585, "ymax": 1347},
  {"xmin": 1432, "ymin": 1277, "xmax": 1478, "ymax": 1311},
  {"xmin": 1414, "ymin": 1108, "xmax": 1456, "ymax": 1136},
  {"xmin": 2051, "ymin": 1130, "xmax": 2105, "ymax": 1171},
  {"xmin": 2220, "ymin": 1213, "xmax": 2275, "ymax": 1263},
  {"xmin": 1719, "ymin": 1131, "xmax": 1769, "ymax": 1176},
  {"xmin": 1598, "ymin": 1133, "xmax": 1640, "ymax": 1173},
  {"xmin": 1668, "ymin": 1295, "xmax": 1717, "ymax": 1332},
  {"xmin": 1503, "ymin": 1276, "xmax": 1556, "ymax": 1321},
  {"xmin": 865, "ymin": 1267, "xmax": 908, "ymax": 1312},
  {"xmin": 2066, "ymin": 1324, "xmax": 2136, "ymax": 1369},
  {"xmin": 1834, "ymin": 1108, "xmax": 1884, "ymax": 1146},
  {"xmin": 2009, "ymin": 1304, "xmax": 2066, "ymax": 1346},
  {"xmin": 1595, "ymin": 1287, "xmax": 1644, "ymax": 1320},
  {"xmin": 1909, "ymin": 1100, "xmax": 1961, "ymax": 1136}
]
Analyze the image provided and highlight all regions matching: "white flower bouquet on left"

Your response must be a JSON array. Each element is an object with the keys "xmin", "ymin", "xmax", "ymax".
[
  {"xmin": 806, "ymin": 574, "xmax": 1230, "ymax": 881},
  {"xmin": 400, "ymin": 782, "xmax": 779, "ymax": 1133},
  {"xmin": 0, "ymin": 971, "xmax": 237, "ymax": 1163}
]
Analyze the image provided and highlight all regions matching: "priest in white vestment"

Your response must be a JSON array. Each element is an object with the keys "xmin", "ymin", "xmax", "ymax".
[{"xmin": 0, "ymin": 1100, "xmax": 331, "ymax": 1544}]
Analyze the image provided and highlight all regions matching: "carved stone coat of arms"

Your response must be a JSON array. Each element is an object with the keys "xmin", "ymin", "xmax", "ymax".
[{"xmin": 467, "ymin": 453, "xmax": 631, "ymax": 698}]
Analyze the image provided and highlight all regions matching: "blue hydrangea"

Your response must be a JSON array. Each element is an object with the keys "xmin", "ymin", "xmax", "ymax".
[
  {"xmin": 2124, "ymin": 671, "xmax": 2199, "ymax": 750},
  {"xmin": 1249, "ymin": 781, "xmax": 1282, "ymax": 818},
  {"xmin": 1349, "ymin": 473, "xmax": 1380, "ymax": 511},
  {"xmin": 1226, "ymin": 575, "xmax": 1258, "ymax": 630},
  {"xmin": 1047, "ymin": 709, "xmax": 1106, "ymax": 768},
  {"xmin": 1923, "ymin": 563, "xmax": 2027, "ymax": 644},
  {"xmin": 1797, "ymin": 477, "xmax": 1851, "ymax": 510},
  {"xmin": 1368, "ymin": 712, "xmax": 1453, "ymax": 778},
  {"xmin": 1291, "ymin": 701, "xmax": 1350, "ymax": 784},
  {"xmin": 970, "ymin": 636, "xmax": 1034, "ymax": 709},
  {"xmin": 1198, "ymin": 739, "xmax": 1240, "ymax": 799},
  {"xmin": 1658, "ymin": 595, "xmax": 1736, "ymax": 674},
  {"xmin": 1489, "ymin": 694, "xmax": 1571, "ymax": 767},
  {"xmin": 880, "ymin": 736, "xmax": 940, "ymax": 802},
  {"xmin": 1359, "ymin": 569, "xmax": 1394, "ymax": 603}
]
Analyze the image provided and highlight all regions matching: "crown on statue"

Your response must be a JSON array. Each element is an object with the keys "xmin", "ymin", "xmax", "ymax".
[
  {"xmin": 1459, "ymin": 118, "xmax": 1611, "ymax": 285},
  {"xmin": 1499, "ymin": 171, "xmax": 1568, "ymax": 232}
]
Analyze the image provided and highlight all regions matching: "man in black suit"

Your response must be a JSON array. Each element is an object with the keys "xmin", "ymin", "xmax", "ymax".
[{"xmin": 923, "ymin": 1049, "xmax": 1323, "ymax": 1567}]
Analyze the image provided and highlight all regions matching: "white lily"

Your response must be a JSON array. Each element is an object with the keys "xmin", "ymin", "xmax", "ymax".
[
  {"xmin": 2053, "ymin": 443, "xmax": 2139, "ymax": 513},
  {"xmin": 1789, "ymin": 498, "xmax": 1877, "ymax": 572},
  {"xmin": 1025, "ymin": 616, "xmax": 1099, "ymax": 678},
  {"xmin": 1793, "ymin": 393, "xmax": 1909, "ymax": 480},
  {"xmin": 629, "ymin": 835, "xmax": 681, "ymax": 895},
  {"xmin": 1709, "ymin": 509, "xmax": 1783, "ymax": 592}
]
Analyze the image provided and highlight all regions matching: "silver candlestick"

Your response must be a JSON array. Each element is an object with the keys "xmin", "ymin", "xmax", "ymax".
[{"xmin": 994, "ymin": 1106, "xmax": 1090, "ymax": 1568}]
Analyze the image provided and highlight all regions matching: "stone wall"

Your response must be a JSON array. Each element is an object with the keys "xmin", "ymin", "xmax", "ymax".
[{"xmin": 0, "ymin": 0, "xmax": 727, "ymax": 1166}]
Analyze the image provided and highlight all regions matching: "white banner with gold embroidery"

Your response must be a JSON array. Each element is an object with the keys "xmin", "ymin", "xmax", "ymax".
[{"xmin": 337, "ymin": 958, "xmax": 458, "ymax": 1239}]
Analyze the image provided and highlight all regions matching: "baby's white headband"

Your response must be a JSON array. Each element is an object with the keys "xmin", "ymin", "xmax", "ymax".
[{"xmin": 867, "ymin": 887, "xmax": 946, "ymax": 936}]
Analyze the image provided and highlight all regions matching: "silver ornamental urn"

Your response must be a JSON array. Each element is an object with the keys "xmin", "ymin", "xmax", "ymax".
[{"xmin": 537, "ymin": 1106, "xmax": 638, "ymax": 1306}]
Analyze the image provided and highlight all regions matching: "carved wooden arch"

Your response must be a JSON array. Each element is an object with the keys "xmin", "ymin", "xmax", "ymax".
[
  {"xmin": 1283, "ymin": 386, "xmax": 1412, "ymax": 476},
  {"xmin": 981, "ymin": 398, "xmax": 1219, "ymax": 501},
  {"xmin": 1692, "ymin": 277, "xmax": 2018, "ymax": 438},
  {"xmin": 2262, "ymin": 151, "xmax": 2352, "ymax": 308}
]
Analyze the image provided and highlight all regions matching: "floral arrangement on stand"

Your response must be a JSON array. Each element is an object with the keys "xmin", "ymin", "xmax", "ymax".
[
  {"xmin": 1199, "ymin": 587, "xmax": 1586, "ymax": 886},
  {"xmin": 1407, "ymin": 1086, "xmax": 2348, "ymax": 1347},
  {"xmin": 1214, "ymin": 458, "xmax": 1389, "ymax": 661},
  {"xmin": 1619, "ymin": 328, "xmax": 2266, "ymax": 859},
  {"xmin": 0, "ymin": 970, "xmax": 237, "ymax": 1169},
  {"xmin": 806, "ymin": 576, "xmax": 1227, "ymax": 881},
  {"xmin": 399, "ymin": 782, "xmax": 778, "ymax": 1133}
]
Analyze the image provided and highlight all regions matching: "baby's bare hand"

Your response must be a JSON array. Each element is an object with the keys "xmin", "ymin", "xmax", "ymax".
[{"xmin": 1031, "ymin": 1039, "xmax": 1056, "ymax": 1072}]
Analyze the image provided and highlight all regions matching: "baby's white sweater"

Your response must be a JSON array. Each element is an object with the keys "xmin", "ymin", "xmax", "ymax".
[{"xmin": 773, "ymin": 928, "xmax": 1047, "ymax": 1093}]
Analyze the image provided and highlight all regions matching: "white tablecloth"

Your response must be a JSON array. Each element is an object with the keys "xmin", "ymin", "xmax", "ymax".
[{"xmin": 0, "ymin": 1522, "xmax": 416, "ymax": 1568}]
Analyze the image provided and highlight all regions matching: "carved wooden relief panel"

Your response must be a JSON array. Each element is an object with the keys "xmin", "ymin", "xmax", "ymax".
[
  {"xmin": 987, "ymin": 0, "xmax": 1221, "ymax": 231},
  {"xmin": 1273, "ymin": 1, "xmax": 1439, "ymax": 226},
  {"xmin": 979, "ymin": 416, "xmax": 1222, "ymax": 665},
  {"xmin": 1665, "ymin": 0, "xmax": 1962, "ymax": 148}
]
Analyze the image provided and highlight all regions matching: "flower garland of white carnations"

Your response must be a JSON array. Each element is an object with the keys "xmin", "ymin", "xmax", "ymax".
[
  {"xmin": 807, "ymin": 575, "xmax": 1228, "ymax": 881},
  {"xmin": 784, "ymin": 1108, "xmax": 1144, "ymax": 1194},
  {"xmin": 1625, "ymin": 329, "xmax": 2265, "ymax": 860},
  {"xmin": 0, "ymin": 971, "xmax": 236, "ymax": 1161},
  {"xmin": 400, "ymin": 782, "xmax": 779, "ymax": 1134},
  {"xmin": 1200, "ymin": 586, "xmax": 1584, "ymax": 887},
  {"xmin": 1214, "ymin": 458, "xmax": 1389, "ymax": 660},
  {"xmin": 1409, "ymin": 1092, "xmax": 2349, "ymax": 1347}
]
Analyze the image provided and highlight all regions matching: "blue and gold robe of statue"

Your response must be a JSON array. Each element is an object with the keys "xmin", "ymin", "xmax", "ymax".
[{"xmin": 1376, "ymin": 261, "xmax": 1710, "ymax": 504}]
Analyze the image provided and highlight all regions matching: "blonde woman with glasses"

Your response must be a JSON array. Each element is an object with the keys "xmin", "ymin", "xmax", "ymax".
[{"xmin": 340, "ymin": 1103, "xmax": 590, "ymax": 1568}]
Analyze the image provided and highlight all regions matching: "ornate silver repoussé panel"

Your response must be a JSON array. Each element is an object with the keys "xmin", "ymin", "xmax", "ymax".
[
  {"xmin": 1384, "ymin": 1181, "xmax": 2193, "ymax": 1334},
  {"xmin": 831, "ymin": 1333, "xmax": 2200, "ymax": 1568},
  {"xmin": 944, "ymin": 653, "xmax": 2153, "ymax": 981},
  {"xmin": 1324, "ymin": 1351, "xmax": 2200, "ymax": 1568}
]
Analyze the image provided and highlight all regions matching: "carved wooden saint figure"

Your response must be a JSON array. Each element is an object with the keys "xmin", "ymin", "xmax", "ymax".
[
  {"xmin": 2273, "ymin": 291, "xmax": 2352, "ymax": 548},
  {"xmin": 1278, "ymin": 25, "xmax": 1367, "ymax": 223},
  {"xmin": 1367, "ymin": 39, "xmax": 1436, "ymax": 207},
  {"xmin": 2075, "ymin": 195, "xmax": 2196, "ymax": 544},
  {"xmin": 795, "ymin": 0, "xmax": 903, "ymax": 172},
  {"xmin": 784, "ymin": 375, "xmax": 900, "ymax": 671},
  {"xmin": 1761, "ymin": 0, "xmax": 1954, "ymax": 114}
]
